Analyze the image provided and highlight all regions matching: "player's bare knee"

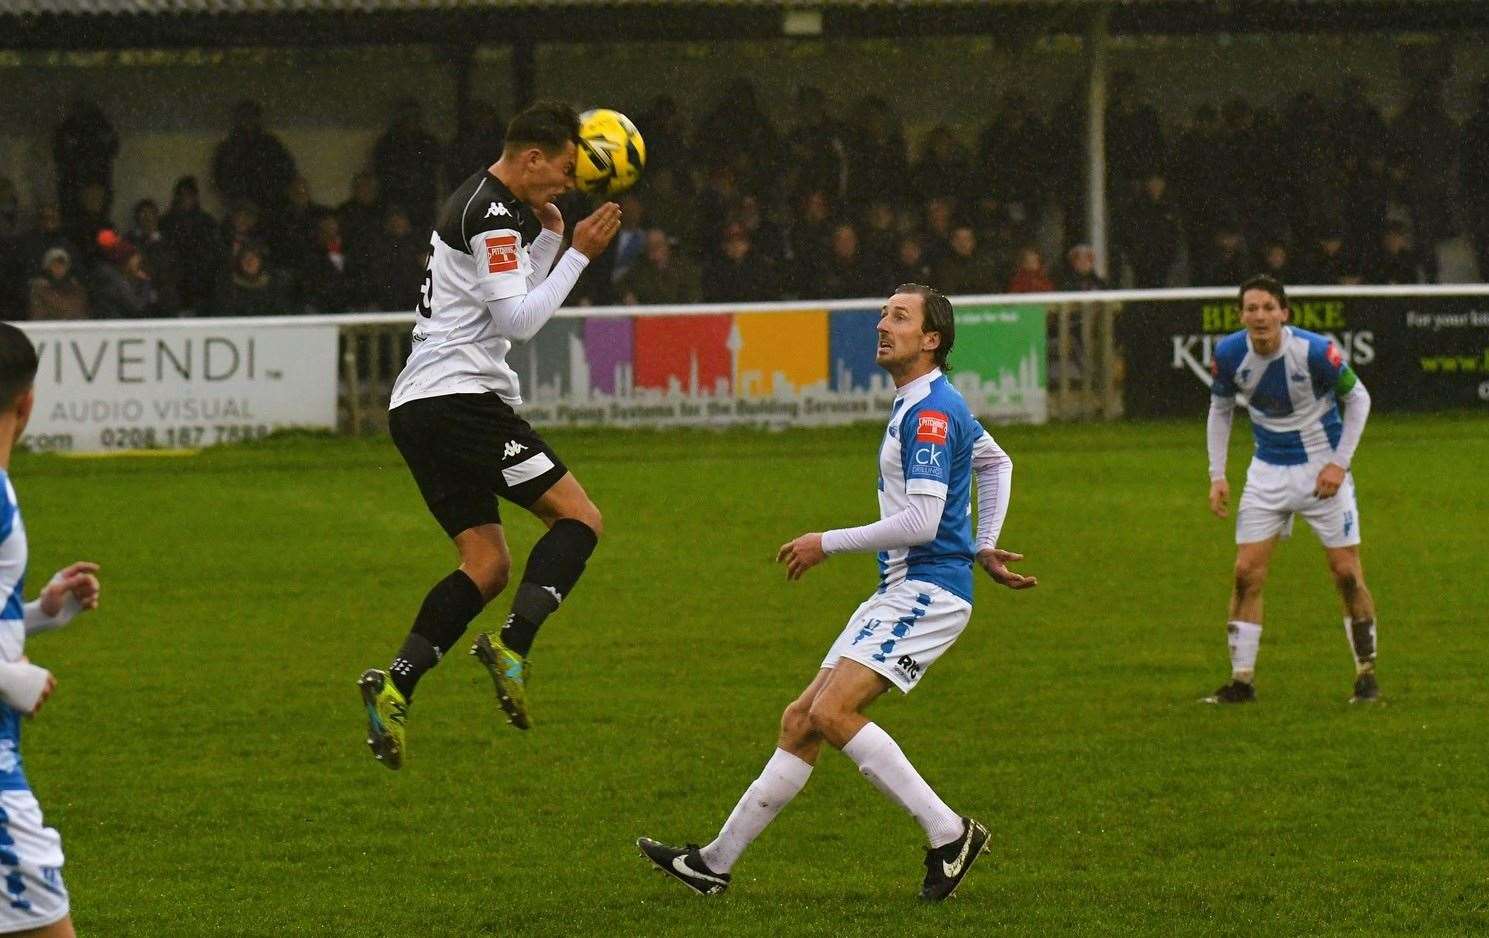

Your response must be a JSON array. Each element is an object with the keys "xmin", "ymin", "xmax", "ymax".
[
  {"xmin": 460, "ymin": 552, "xmax": 510, "ymax": 600},
  {"xmin": 805, "ymin": 697, "xmax": 849, "ymax": 741},
  {"xmin": 1233, "ymin": 562, "xmax": 1267, "ymax": 598},
  {"xmin": 778, "ymin": 701, "xmax": 816, "ymax": 748},
  {"xmin": 576, "ymin": 500, "xmax": 603, "ymax": 539}
]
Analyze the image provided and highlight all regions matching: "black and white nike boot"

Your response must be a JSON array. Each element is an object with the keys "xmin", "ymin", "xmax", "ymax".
[
  {"xmin": 919, "ymin": 817, "xmax": 990, "ymax": 901},
  {"xmin": 637, "ymin": 838, "xmax": 731, "ymax": 896}
]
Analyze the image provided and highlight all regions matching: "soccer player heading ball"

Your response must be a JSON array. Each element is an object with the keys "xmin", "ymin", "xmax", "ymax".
[
  {"xmin": 358, "ymin": 101, "xmax": 622, "ymax": 768},
  {"xmin": 638, "ymin": 285, "xmax": 1036, "ymax": 901},
  {"xmin": 1204, "ymin": 275, "xmax": 1380, "ymax": 704}
]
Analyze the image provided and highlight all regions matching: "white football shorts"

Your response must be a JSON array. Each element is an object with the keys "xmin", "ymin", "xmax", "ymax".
[
  {"xmin": 1235, "ymin": 458, "xmax": 1361, "ymax": 548},
  {"xmin": 0, "ymin": 789, "xmax": 68, "ymax": 934},
  {"xmin": 820, "ymin": 579, "xmax": 973, "ymax": 693}
]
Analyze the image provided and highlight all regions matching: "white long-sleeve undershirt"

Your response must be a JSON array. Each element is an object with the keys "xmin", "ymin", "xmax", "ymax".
[
  {"xmin": 821, "ymin": 431, "xmax": 1014, "ymax": 556},
  {"xmin": 486, "ymin": 246, "xmax": 589, "ymax": 343},
  {"xmin": 525, "ymin": 229, "xmax": 563, "ymax": 291},
  {"xmin": 1207, "ymin": 383, "xmax": 1371, "ymax": 480}
]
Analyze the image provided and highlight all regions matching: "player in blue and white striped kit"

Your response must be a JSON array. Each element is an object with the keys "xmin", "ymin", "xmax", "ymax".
[
  {"xmin": 0, "ymin": 323, "xmax": 102, "ymax": 938},
  {"xmin": 1204, "ymin": 275, "xmax": 1379, "ymax": 704},
  {"xmin": 639, "ymin": 285, "xmax": 1036, "ymax": 902}
]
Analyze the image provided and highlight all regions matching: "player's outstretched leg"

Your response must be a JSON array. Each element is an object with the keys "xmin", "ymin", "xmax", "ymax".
[
  {"xmin": 473, "ymin": 474, "xmax": 600, "ymax": 730},
  {"xmin": 636, "ymin": 839, "xmax": 731, "ymax": 896}
]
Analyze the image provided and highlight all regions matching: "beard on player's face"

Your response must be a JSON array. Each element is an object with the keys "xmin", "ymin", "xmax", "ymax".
[{"xmin": 875, "ymin": 308, "xmax": 934, "ymax": 372}]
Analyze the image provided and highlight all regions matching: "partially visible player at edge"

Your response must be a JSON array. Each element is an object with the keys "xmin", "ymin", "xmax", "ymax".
[
  {"xmin": 358, "ymin": 101, "xmax": 622, "ymax": 767},
  {"xmin": 1205, "ymin": 274, "xmax": 1380, "ymax": 704},
  {"xmin": 638, "ymin": 284, "xmax": 1036, "ymax": 901},
  {"xmin": 0, "ymin": 322, "xmax": 103, "ymax": 938}
]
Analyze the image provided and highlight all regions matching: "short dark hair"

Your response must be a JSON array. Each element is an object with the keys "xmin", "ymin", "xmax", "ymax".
[
  {"xmin": 0, "ymin": 323, "xmax": 38, "ymax": 413},
  {"xmin": 504, "ymin": 100, "xmax": 581, "ymax": 154},
  {"xmin": 1239, "ymin": 273, "xmax": 1288, "ymax": 309},
  {"xmin": 895, "ymin": 283, "xmax": 955, "ymax": 370}
]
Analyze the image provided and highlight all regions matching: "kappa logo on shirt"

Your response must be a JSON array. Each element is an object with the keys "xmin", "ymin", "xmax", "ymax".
[
  {"xmin": 486, "ymin": 234, "xmax": 519, "ymax": 273},
  {"xmin": 485, "ymin": 202, "xmax": 512, "ymax": 219},
  {"xmin": 915, "ymin": 411, "xmax": 948, "ymax": 445},
  {"xmin": 503, "ymin": 441, "xmax": 527, "ymax": 458}
]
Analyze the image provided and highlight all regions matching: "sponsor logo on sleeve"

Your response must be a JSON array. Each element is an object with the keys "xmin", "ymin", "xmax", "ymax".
[
  {"xmin": 915, "ymin": 410, "xmax": 948, "ymax": 444},
  {"xmin": 1326, "ymin": 342, "xmax": 1344, "ymax": 369},
  {"xmin": 486, "ymin": 234, "xmax": 519, "ymax": 274}
]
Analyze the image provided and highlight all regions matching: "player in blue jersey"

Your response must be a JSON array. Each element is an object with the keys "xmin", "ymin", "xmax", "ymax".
[
  {"xmin": 638, "ymin": 284, "xmax": 1036, "ymax": 901},
  {"xmin": 1204, "ymin": 275, "xmax": 1379, "ymax": 704},
  {"xmin": 0, "ymin": 323, "xmax": 102, "ymax": 938}
]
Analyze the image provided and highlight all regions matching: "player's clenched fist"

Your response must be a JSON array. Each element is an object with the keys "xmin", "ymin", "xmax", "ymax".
[{"xmin": 571, "ymin": 202, "xmax": 622, "ymax": 259}]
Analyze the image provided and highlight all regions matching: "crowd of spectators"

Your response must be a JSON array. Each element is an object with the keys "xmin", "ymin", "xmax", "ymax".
[{"xmin": 3, "ymin": 73, "xmax": 1488, "ymax": 320}]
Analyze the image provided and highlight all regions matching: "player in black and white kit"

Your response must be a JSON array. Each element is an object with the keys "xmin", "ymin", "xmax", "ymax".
[{"xmin": 358, "ymin": 101, "xmax": 621, "ymax": 768}]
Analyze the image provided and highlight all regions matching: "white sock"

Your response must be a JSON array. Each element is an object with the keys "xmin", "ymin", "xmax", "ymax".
[
  {"xmin": 698, "ymin": 748, "xmax": 812, "ymax": 874},
  {"xmin": 1227, "ymin": 621, "xmax": 1262, "ymax": 681},
  {"xmin": 841, "ymin": 722, "xmax": 964, "ymax": 848},
  {"xmin": 1344, "ymin": 616, "xmax": 1377, "ymax": 673}
]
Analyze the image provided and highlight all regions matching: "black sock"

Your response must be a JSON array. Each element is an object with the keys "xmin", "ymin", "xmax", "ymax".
[
  {"xmin": 389, "ymin": 569, "xmax": 486, "ymax": 698},
  {"xmin": 500, "ymin": 519, "xmax": 598, "ymax": 657}
]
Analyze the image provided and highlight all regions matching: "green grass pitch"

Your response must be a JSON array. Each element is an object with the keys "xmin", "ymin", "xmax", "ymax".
[{"xmin": 12, "ymin": 413, "xmax": 1487, "ymax": 936}]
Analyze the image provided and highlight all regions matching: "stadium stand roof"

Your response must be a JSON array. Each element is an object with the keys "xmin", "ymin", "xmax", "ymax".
[{"xmin": 3, "ymin": 0, "xmax": 1485, "ymax": 49}]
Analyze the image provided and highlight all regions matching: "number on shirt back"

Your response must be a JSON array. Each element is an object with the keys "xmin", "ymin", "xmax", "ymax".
[{"xmin": 416, "ymin": 261, "xmax": 433, "ymax": 318}]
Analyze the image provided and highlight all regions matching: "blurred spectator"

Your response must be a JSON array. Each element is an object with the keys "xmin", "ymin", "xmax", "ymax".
[
  {"xmin": 90, "ymin": 231, "xmax": 156, "ymax": 318},
  {"xmin": 1341, "ymin": 151, "xmax": 1388, "ymax": 253},
  {"xmin": 807, "ymin": 222, "xmax": 878, "ymax": 300},
  {"xmin": 1119, "ymin": 170, "xmax": 1182, "ymax": 288},
  {"xmin": 446, "ymin": 99, "xmax": 505, "ymax": 185},
  {"xmin": 337, "ymin": 171, "xmax": 385, "ymax": 273},
  {"xmin": 222, "ymin": 201, "xmax": 266, "ymax": 267},
  {"xmin": 374, "ymin": 99, "xmax": 442, "ymax": 231},
  {"xmin": 1057, "ymin": 244, "xmax": 1108, "ymax": 291},
  {"xmin": 842, "ymin": 95, "xmax": 908, "ymax": 208},
  {"xmin": 300, "ymin": 215, "xmax": 354, "ymax": 313},
  {"xmin": 214, "ymin": 241, "xmax": 292, "ymax": 317},
  {"xmin": 692, "ymin": 165, "xmax": 742, "ymax": 260},
  {"xmin": 917, "ymin": 196, "xmax": 957, "ymax": 268},
  {"xmin": 934, "ymin": 226, "xmax": 1001, "ymax": 296},
  {"xmin": 1258, "ymin": 240, "xmax": 1292, "ymax": 283},
  {"xmin": 0, "ymin": 179, "xmax": 24, "ymax": 317},
  {"xmin": 1173, "ymin": 103, "xmax": 1227, "ymax": 266},
  {"xmin": 890, "ymin": 236, "xmax": 934, "ymax": 290},
  {"xmin": 1295, "ymin": 226, "xmax": 1357, "ymax": 285},
  {"xmin": 212, "ymin": 100, "xmax": 298, "ymax": 224},
  {"xmin": 361, "ymin": 206, "xmax": 426, "ymax": 311},
  {"xmin": 858, "ymin": 199, "xmax": 899, "ymax": 274},
  {"xmin": 127, "ymin": 199, "xmax": 182, "ymax": 315},
  {"xmin": 272, "ymin": 175, "xmax": 332, "ymax": 280},
  {"xmin": 733, "ymin": 193, "xmax": 786, "ymax": 267},
  {"xmin": 693, "ymin": 79, "xmax": 779, "ymax": 199},
  {"xmin": 703, "ymin": 223, "xmax": 777, "ymax": 303},
  {"xmin": 1333, "ymin": 78, "xmax": 1388, "ymax": 165},
  {"xmin": 977, "ymin": 91, "xmax": 1053, "ymax": 217},
  {"xmin": 1433, "ymin": 211, "xmax": 1482, "ymax": 284},
  {"xmin": 635, "ymin": 95, "xmax": 688, "ymax": 175},
  {"xmin": 620, "ymin": 229, "xmax": 702, "ymax": 306},
  {"xmin": 1106, "ymin": 71, "xmax": 1165, "ymax": 192},
  {"xmin": 1462, "ymin": 80, "xmax": 1489, "ymax": 276},
  {"xmin": 52, "ymin": 98, "xmax": 119, "ymax": 228},
  {"xmin": 67, "ymin": 182, "xmax": 114, "ymax": 267},
  {"xmin": 16, "ymin": 205, "xmax": 80, "ymax": 284},
  {"xmin": 27, "ymin": 248, "xmax": 90, "ymax": 321},
  {"xmin": 610, "ymin": 193, "xmax": 648, "ymax": 285},
  {"xmin": 784, "ymin": 86, "xmax": 847, "ymax": 202},
  {"xmin": 1195, "ymin": 222, "xmax": 1249, "ymax": 287},
  {"xmin": 633, "ymin": 166, "xmax": 691, "ymax": 246},
  {"xmin": 784, "ymin": 189, "xmax": 835, "ymax": 290},
  {"xmin": 1007, "ymin": 245, "xmax": 1054, "ymax": 294},
  {"xmin": 910, "ymin": 125, "xmax": 972, "ymax": 205},
  {"xmin": 159, "ymin": 176, "xmax": 221, "ymax": 312},
  {"xmin": 1364, "ymin": 221, "xmax": 1425, "ymax": 285}
]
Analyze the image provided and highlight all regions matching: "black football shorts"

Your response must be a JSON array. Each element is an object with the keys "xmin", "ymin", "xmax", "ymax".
[{"xmin": 389, "ymin": 392, "xmax": 569, "ymax": 538}]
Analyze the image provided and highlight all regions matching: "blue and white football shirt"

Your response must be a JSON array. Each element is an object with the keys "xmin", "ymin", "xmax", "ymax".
[
  {"xmin": 0, "ymin": 474, "xmax": 30, "ymax": 793},
  {"xmin": 1210, "ymin": 326, "xmax": 1360, "ymax": 466},
  {"xmin": 876, "ymin": 369, "xmax": 979, "ymax": 603}
]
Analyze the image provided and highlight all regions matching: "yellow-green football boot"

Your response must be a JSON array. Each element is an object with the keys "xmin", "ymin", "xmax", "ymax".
[
  {"xmin": 470, "ymin": 632, "xmax": 531, "ymax": 730},
  {"xmin": 357, "ymin": 668, "xmax": 409, "ymax": 769}
]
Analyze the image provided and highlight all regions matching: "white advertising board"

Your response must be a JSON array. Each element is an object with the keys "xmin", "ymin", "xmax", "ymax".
[{"xmin": 14, "ymin": 321, "xmax": 339, "ymax": 453}]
